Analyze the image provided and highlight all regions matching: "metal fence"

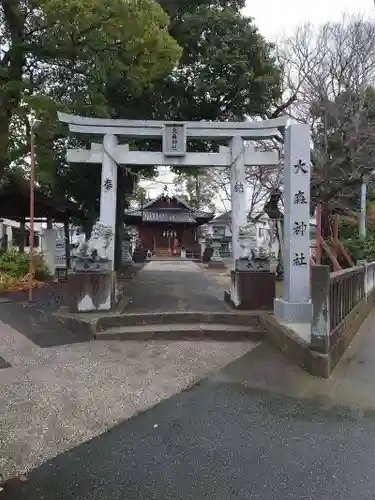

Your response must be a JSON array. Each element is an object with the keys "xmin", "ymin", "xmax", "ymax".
[{"xmin": 328, "ymin": 262, "xmax": 375, "ymax": 332}]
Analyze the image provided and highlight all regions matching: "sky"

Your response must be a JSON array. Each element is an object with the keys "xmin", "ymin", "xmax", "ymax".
[
  {"xmin": 141, "ymin": 0, "xmax": 375, "ymax": 205},
  {"xmin": 244, "ymin": 0, "xmax": 375, "ymax": 40}
]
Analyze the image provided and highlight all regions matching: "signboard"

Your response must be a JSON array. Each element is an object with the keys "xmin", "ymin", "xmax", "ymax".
[
  {"xmin": 55, "ymin": 238, "xmax": 67, "ymax": 269},
  {"xmin": 163, "ymin": 123, "xmax": 187, "ymax": 157}
]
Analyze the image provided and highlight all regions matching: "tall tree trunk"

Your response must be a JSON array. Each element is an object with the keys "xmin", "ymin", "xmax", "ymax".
[
  {"xmin": 321, "ymin": 203, "xmax": 332, "ymax": 240},
  {"xmin": 83, "ymin": 220, "xmax": 93, "ymax": 240}
]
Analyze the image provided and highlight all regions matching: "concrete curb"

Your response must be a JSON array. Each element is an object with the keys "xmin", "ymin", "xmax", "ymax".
[{"xmin": 95, "ymin": 323, "xmax": 265, "ymax": 342}]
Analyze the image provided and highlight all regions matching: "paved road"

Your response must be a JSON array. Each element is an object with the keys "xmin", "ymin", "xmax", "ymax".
[
  {"xmin": 4, "ymin": 376, "xmax": 375, "ymax": 500},
  {"xmin": 123, "ymin": 260, "xmax": 229, "ymax": 313},
  {"xmin": 0, "ymin": 283, "xmax": 91, "ymax": 347}
]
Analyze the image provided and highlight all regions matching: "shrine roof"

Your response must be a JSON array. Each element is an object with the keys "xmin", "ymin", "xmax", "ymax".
[
  {"xmin": 143, "ymin": 210, "xmax": 195, "ymax": 223},
  {"xmin": 124, "ymin": 194, "xmax": 214, "ymax": 224},
  {"xmin": 125, "ymin": 208, "xmax": 213, "ymax": 224}
]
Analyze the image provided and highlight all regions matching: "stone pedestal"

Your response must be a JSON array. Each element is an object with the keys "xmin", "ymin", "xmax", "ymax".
[
  {"xmin": 209, "ymin": 260, "xmax": 226, "ymax": 269},
  {"xmin": 68, "ymin": 271, "xmax": 115, "ymax": 312},
  {"xmin": 202, "ymin": 246, "xmax": 213, "ymax": 264},
  {"xmin": 133, "ymin": 246, "xmax": 147, "ymax": 263},
  {"xmin": 226, "ymin": 271, "xmax": 275, "ymax": 310},
  {"xmin": 73, "ymin": 258, "xmax": 111, "ymax": 273}
]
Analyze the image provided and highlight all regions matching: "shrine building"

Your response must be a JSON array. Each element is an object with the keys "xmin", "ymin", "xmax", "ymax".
[{"xmin": 124, "ymin": 191, "xmax": 213, "ymax": 258}]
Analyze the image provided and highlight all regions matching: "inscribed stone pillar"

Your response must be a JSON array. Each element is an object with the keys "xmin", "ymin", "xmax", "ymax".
[
  {"xmin": 230, "ymin": 136, "xmax": 247, "ymax": 269},
  {"xmin": 100, "ymin": 134, "xmax": 118, "ymax": 271},
  {"xmin": 274, "ymin": 123, "xmax": 313, "ymax": 326},
  {"xmin": 41, "ymin": 228, "xmax": 57, "ymax": 276}
]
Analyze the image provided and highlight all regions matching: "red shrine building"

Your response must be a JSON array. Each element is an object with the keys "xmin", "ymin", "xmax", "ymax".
[{"xmin": 124, "ymin": 193, "xmax": 214, "ymax": 258}]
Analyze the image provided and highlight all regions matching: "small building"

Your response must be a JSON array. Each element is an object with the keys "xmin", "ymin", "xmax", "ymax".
[
  {"xmin": 0, "ymin": 218, "xmax": 43, "ymax": 252},
  {"xmin": 124, "ymin": 193, "xmax": 213, "ymax": 258},
  {"xmin": 202, "ymin": 212, "xmax": 232, "ymax": 257},
  {"xmin": 202, "ymin": 211, "xmax": 276, "ymax": 258}
]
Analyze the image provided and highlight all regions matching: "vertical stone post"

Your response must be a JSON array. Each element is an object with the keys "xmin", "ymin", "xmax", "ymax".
[
  {"xmin": 310, "ymin": 265, "xmax": 330, "ymax": 352},
  {"xmin": 358, "ymin": 260, "xmax": 369, "ymax": 298},
  {"xmin": 41, "ymin": 228, "xmax": 57, "ymax": 276},
  {"xmin": 274, "ymin": 123, "xmax": 313, "ymax": 326},
  {"xmin": 100, "ymin": 134, "xmax": 118, "ymax": 271}
]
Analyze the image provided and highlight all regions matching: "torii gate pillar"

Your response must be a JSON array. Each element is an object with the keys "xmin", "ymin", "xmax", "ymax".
[{"xmin": 99, "ymin": 134, "xmax": 118, "ymax": 270}]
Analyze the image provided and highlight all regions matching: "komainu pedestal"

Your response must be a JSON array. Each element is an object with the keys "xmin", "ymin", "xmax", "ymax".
[
  {"xmin": 68, "ymin": 269, "xmax": 115, "ymax": 313},
  {"xmin": 227, "ymin": 222, "xmax": 275, "ymax": 310},
  {"xmin": 228, "ymin": 270, "xmax": 275, "ymax": 310}
]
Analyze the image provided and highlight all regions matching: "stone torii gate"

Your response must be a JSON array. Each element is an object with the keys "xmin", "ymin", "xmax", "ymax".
[{"xmin": 58, "ymin": 113, "xmax": 312, "ymax": 325}]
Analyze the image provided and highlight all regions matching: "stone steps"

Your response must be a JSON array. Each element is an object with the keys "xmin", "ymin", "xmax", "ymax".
[
  {"xmin": 95, "ymin": 323, "xmax": 264, "ymax": 341},
  {"xmin": 96, "ymin": 311, "xmax": 262, "ymax": 331},
  {"xmin": 153, "ymin": 247, "xmax": 172, "ymax": 257}
]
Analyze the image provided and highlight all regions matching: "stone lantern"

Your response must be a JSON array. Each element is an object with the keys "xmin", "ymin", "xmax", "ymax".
[
  {"xmin": 121, "ymin": 226, "xmax": 133, "ymax": 267},
  {"xmin": 209, "ymin": 231, "xmax": 225, "ymax": 269}
]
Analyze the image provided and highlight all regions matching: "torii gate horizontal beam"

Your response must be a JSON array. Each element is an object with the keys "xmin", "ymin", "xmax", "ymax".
[
  {"xmin": 67, "ymin": 144, "xmax": 279, "ymax": 167},
  {"xmin": 58, "ymin": 112, "xmax": 288, "ymax": 140}
]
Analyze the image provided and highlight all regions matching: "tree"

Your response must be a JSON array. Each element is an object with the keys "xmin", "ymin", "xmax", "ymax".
[
  {"xmin": 0, "ymin": 0, "xmax": 181, "ymax": 180},
  {"xmin": 105, "ymin": 0, "xmax": 282, "ymax": 220},
  {"xmin": 277, "ymin": 16, "xmax": 375, "ymax": 236},
  {"xmin": 192, "ymin": 164, "xmax": 283, "ymax": 220},
  {"xmin": 2, "ymin": 0, "xmax": 182, "ymax": 249},
  {"xmin": 173, "ymin": 169, "xmax": 217, "ymax": 212},
  {"xmin": 34, "ymin": 0, "xmax": 281, "ymax": 253},
  {"xmin": 105, "ymin": 0, "xmax": 281, "ymax": 121}
]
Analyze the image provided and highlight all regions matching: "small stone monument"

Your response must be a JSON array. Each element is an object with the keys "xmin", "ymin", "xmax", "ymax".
[{"xmin": 69, "ymin": 222, "xmax": 115, "ymax": 312}]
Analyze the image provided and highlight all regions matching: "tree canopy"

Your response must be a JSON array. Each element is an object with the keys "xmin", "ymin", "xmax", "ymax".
[
  {"xmin": 0, "ymin": 0, "xmax": 181, "ymax": 179},
  {"xmin": 0, "ymin": 0, "xmax": 285, "ymax": 251},
  {"xmin": 276, "ymin": 15, "xmax": 375, "ymax": 237},
  {"xmin": 107, "ymin": 0, "xmax": 281, "ymax": 121}
]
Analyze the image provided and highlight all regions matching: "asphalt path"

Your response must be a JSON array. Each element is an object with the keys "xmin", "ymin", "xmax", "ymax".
[{"xmin": 3, "ymin": 378, "xmax": 375, "ymax": 500}]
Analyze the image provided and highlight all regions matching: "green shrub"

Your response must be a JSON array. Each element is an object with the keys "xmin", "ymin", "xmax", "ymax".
[
  {"xmin": 342, "ymin": 234, "xmax": 375, "ymax": 263},
  {"xmin": 0, "ymin": 250, "xmax": 50, "ymax": 279}
]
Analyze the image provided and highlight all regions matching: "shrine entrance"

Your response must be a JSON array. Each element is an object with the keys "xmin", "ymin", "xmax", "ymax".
[
  {"xmin": 123, "ymin": 186, "xmax": 212, "ymax": 259},
  {"xmin": 59, "ymin": 113, "xmax": 312, "ymax": 328}
]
